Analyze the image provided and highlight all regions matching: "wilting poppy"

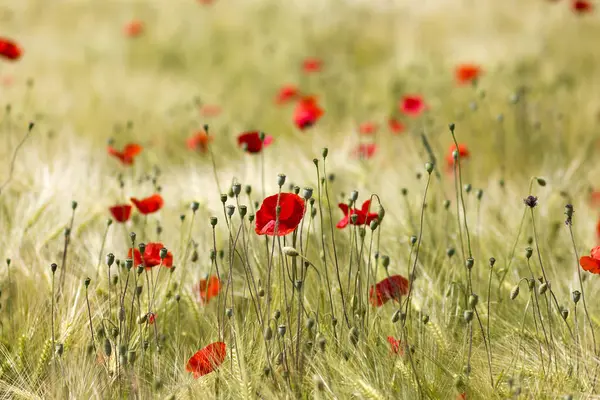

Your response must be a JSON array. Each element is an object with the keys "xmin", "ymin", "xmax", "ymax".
[
  {"xmin": 400, "ymin": 95, "xmax": 426, "ymax": 117},
  {"xmin": 389, "ymin": 118, "xmax": 405, "ymax": 134},
  {"xmin": 337, "ymin": 199, "xmax": 379, "ymax": 229},
  {"xmin": 456, "ymin": 64, "xmax": 482, "ymax": 85},
  {"xmin": 580, "ymin": 246, "xmax": 600, "ymax": 273},
  {"xmin": 108, "ymin": 143, "xmax": 143, "ymax": 165},
  {"xmin": 572, "ymin": 0, "xmax": 593, "ymax": 13},
  {"xmin": 186, "ymin": 342, "xmax": 227, "ymax": 378},
  {"xmin": 359, "ymin": 122, "xmax": 378, "ymax": 135},
  {"xmin": 129, "ymin": 242, "xmax": 173, "ymax": 269},
  {"xmin": 131, "ymin": 194, "xmax": 164, "ymax": 214},
  {"xmin": 294, "ymin": 96, "xmax": 324, "ymax": 130},
  {"xmin": 351, "ymin": 143, "xmax": 377, "ymax": 159},
  {"xmin": 303, "ymin": 58, "xmax": 322, "ymax": 73},
  {"xmin": 109, "ymin": 204, "xmax": 132, "ymax": 223},
  {"xmin": 124, "ymin": 20, "xmax": 144, "ymax": 37},
  {"xmin": 0, "ymin": 38, "xmax": 22, "ymax": 61},
  {"xmin": 387, "ymin": 336, "xmax": 404, "ymax": 355},
  {"xmin": 446, "ymin": 143, "xmax": 470, "ymax": 167},
  {"xmin": 369, "ymin": 275, "xmax": 409, "ymax": 306},
  {"xmin": 237, "ymin": 131, "xmax": 274, "ymax": 153},
  {"xmin": 276, "ymin": 85, "xmax": 299, "ymax": 104},
  {"xmin": 195, "ymin": 276, "xmax": 221, "ymax": 305},
  {"xmin": 199, "ymin": 104, "xmax": 221, "ymax": 117},
  {"xmin": 187, "ymin": 131, "xmax": 213, "ymax": 152},
  {"xmin": 255, "ymin": 193, "xmax": 305, "ymax": 236}
]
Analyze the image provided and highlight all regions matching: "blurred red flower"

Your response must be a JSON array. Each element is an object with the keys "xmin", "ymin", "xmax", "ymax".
[
  {"xmin": 148, "ymin": 312, "xmax": 156, "ymax": 325},
  {"xmin": 400, "ymin": 95, "xmax": 426, "ymax": 116},
  {"xmin": 276, "ymin": 85, "xmax": 299, "ymax": 104},
  {"xmin": 294, "ymin": 96, "xmax": 324, "ymax": 130},
  {"xmin": 108, "ymin": 143, "xmax": 143, "ymax": 165},
  {"xmin": 446, "ymin": 143, "xmax": 470, "ymax": 167},
  {"xmin": 195, "ymin": 276, "xmax": 221, "ymax": 305},
  {"xmin": 590, "ymin": 191, "xmax": 600, "ymax": 207},
  {"xmin": 131, "ymin": 194, "xmax": 164, "ymax": 214},
  {"xmin": 129, "ymin": 242, "xmax": 173, "ymax": 269},
  {"xmin": 124, "ymin": 20, "xmax": 144, "ymax": 37},
  {"xmin": 369, "ymin": 275, "xmax": 409, "ymax": 306},
  {"xmin": 109, "ymin": 204, "xmax": 132, "ymax": 223},
  {"xmin": 186, "ymin": 342, "xmax": 226, "ymax": 378},
  {"xmin": 351, "ymin": 143, "xmax": 378, "ymax": 159},
  {"xmin": 388, "ymin": 118, "xmax": 405, "ymax": 134},
  {"xmin": 199, "ymin": 104, "xmax": 222, "ymax": 117},
  {"xmin": 237, "ymin": 131, "xmax": 274, "ymax": 153},
  {"xmin": 303, "ymin": 58, "xmax": 322, "ymax": 73},
  {"xmin": 580, "ymin": 246, "xmax": 600, "ymax": 274},
  {"xmin": 387, "ymin": 336, "xmax": 404, "ymax": 355},
  {"xmin": 456, "ymin": 64, "xmax": 482, "ymax": 85},
  {"xmin": 337, "ymin": 200, "xmax": 378, "ymax": 229},
  {"xmin": 359, "ymin": 122, "xmax": 378, "ymax": 135},
  {"xmin": 572, "ymin": 0, "xmax": 593, "ymax": 13},
  {"xmin": 0, "ymin": 38, "xmax": 22, "ymax": 61},
  {"xmin": 187, "ymin": 131, "xmax": 213, "ymax": 152},
  {"xmin": 255, "ymin": 193, "xmax": 305, "ymax": 236}
]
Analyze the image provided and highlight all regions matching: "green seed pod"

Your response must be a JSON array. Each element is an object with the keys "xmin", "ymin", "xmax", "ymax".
[
  {"xmin": 572, "ymin": 290, "xmax": 581, "ymax": 304},
  {"xmin": 510, "ymin": 285, "xmax": 520, "ymax": 300},
  {"xmin": 464, "ymin": 310, "xmax": 474, "ymax": 323}
]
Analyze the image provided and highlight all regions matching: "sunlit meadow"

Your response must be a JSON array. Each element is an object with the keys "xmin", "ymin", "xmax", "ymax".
[{"xmin": 1, "ymin": 0, "xmax": 600, "ymax": 398}]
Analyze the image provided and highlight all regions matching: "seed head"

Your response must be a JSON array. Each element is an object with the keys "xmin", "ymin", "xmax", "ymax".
[
  {"xmin": 84, "ymin": 277, "xmax": 91, "ymax": 288},
  {"xmin": 191, "ymin": 201, "xmax": 200, "ymax": 212},
  {"xmin": 523, "ymin": 195, "xmax": 538, "ymax": 208},
  {"xmin": 302, "ymin": 187, "xmax": 313, "ymax": 200},
  {"xmin": 489, "ymin": 257, "xmax": 496, "ymax": 267},
  {"xmin": 51, "ymin": 263, "xmax": 58, "ymax": 273},
  {"xmin": 381, "ymin": 255, "xmax": 390, "ymax": 269},
  {"xmin": 425, "ymin": 162, "xmax": 434, "ymax": 175},
  {"xmin": 129, "ymin": 232, "xmax": 136, "ymax": 243},
  {"xmin": 106, "ymin": 253, "xmax": 115, "ymax": 267},
  {"xmin": 525, "ymin": 247, "xmax": 533, "ymax": 259},
  {"xmin": 226, "ymin": 205, "xmax": 235, "ymax": 217},
  {"xmin": 220, "ymin": 194, "xmax": 227, "ymax": 203},
  {"xmin": 277, "ymin": 174, "xmax": 286, "ymax": 187},
  {"xmin": 465, "ymin": 258, "xmax": 474, "ymax": 270},
  {"xmin": 232, "ymin": 183, "xmax": 241, "ymax": 196},
  {"xmin": 572, "ymin": 290, "xmax": 581, "ymax": 304},
  {"xmin": 277, "ymin": 325, "xmax": 286, "ymax": 337}
]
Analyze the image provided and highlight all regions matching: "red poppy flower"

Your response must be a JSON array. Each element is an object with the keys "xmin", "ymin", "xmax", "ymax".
[
  {"xmin": 590, "ymin": 191, "xmax": 600, "ymax": 207},
  {"xmin": 369, "ymin": 275, "xmax": 409, "ymax": 306},
  {"xmin": 199, "ymin": 104, "xmax": 221, "ymax": 117},
  {"xmin": 186, "ymin": 131, "xmax": 213, "ymax": 152},
  {"xmin": 131, "ymin": 194, "xmax": 164, "ymax": 214},
  {"xmin": 400, "ymin": 95, "xmax": 426, "ymax": 117},
  {"xmin": 195, "ymin": 276, "xmax": 221, "ymax": 305},
  {"xmin": 237, "ymin": 131, "xmax": 274, "ymax": 153},
  {"xmin": 107, "ymin": 143, "xmax": 143, "ymax": 165},
  {"xmin": 276, "ymin": 85, "xmax": 299, "ymax": 104},
  {"xmin": 186, "ymin": 342, "xmax": 226, "ymax": 378},
  {"xmin": 580, "ymin": 246, "xmax": 600, "ymax": 274},
  {"xmin": 351, "ymin": 143, "xmax": 378, "ymax": 159},
  {"xmin": 572, "ymin": 0, "xmax": 593, "ymax": 13},
  {"xmin": 255, "ymin": 193, "xmax": 305, "ymax": 236},
  {"xmin": 446, "ymin": 143, "xmax": 470, "ymax": 167},
  {"xmin": 456, "ymin": 64, "xmax": 482, "ymax": 85},
  {"xmin": 387, "ymin": 336, "xmax": 404, "ymax": 355},
  {"xmin": 109, "ymin": 204, "xmax": 132, "ymax": 223},
  {"xmin": 359, "ymin": 122, "xmax": 378, "ymax": 135},
  {"xmin": 129, "ymin": 242, "xmax": 173, "ymax": 269},
  {"xmin": 148, "ymin": 312, "xmax": 156, "ymax": 325},
  {"xmin": 389, "ymin": 118, "xmax": 405, "ymax": 134},
  {"xmin": 303, "ymin": 58, "xmax": 322, "ymax": 73},
  {"xmin": 294, "ymin": 96, "xmax": 324, "ymax": 130},
  {"xmin": 0, "ymin": 38, "xmax": 22, "ymax": 61},
  {"xmin": 124, "ymin": 20, "xmax": 144, "ymax": 37},
  {"xmin": 597, "ymin": 219, "xmax": 600, "ymax": 239},
  {"xmin": 336, "ymin": 200, "xmax": 379, "ymax": 229}
]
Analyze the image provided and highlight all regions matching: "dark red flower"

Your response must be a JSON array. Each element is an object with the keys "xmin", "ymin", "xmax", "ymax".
[
  {"xmin": 276, "ymin": 85, "xmax": 299, "ymax": 104},
  {"xmin": 572, "ymin": 0, "xmax": 593, "ymax": 13},
  {"xmin": 255, "ymin": 193, "xmax": 305, "ymax": 236},
  {"xmin": 446, "ymin": 143, "xmax": 470, "ymax": 167},
  {"xmin": 195, "ymin": 276, "xmax": 221, "ymax": 305},
  {"xmin": 359, "ymin": 122, "xmax": 378, "ymax": 135},
  {"xmin": 237, "ymin": 131, "xmax": 274, "ymax": 153},
  {"xmin": 148, "ymin": 312, "xmax": 156, "ymax": 325},
  {"xmin": 107, "ymin": 143, "xmax": 143, "ymax": 165},
  {"xmin": 131, "ymin": 194, "xmax": 164, "ymax": 214},
  {"xmin": 336, "ymin": 200, "xmax": 378, "ymax": 229},
  {"xmin": 187, "ymin": 131, "xmax": 213, "ymax": 152},
  {"xmin": 581, "ymin": 246, "xmax": 600, "ymax": 274},
  {"xmin": 199, "ymin": 104, "xmax": 221, "ymax": 117},
  {"xmin": 369, "ymin": 275, "xmax": 409, "ymax": 307},
  {"xmin": 0, "ymin": 38, "xmax": 22, "ymax": 61},
  {"xmin": 186, "ymin": 342, "xmax": 226, "ymax": 378},
  {"xmin": 294, "ymin": 96, "xmax": 324, "ymax": 130},
  {"xmin": 456, "ymin": 64, "xmax": 482, "ymax": 85},
  {"xmin": 303, "ymin": 58, "xmax": 322, "ymax": 73},
  {"xmin": 129, "ymin": 242, "xmax": 173, "ymax": 269},
  {"xmin": 109, "ymin": 204, "xmax": 132, "ymax": 223},
  {"xmin": 124, "ymin": 20, "xmax": 144, "ymax": 37},
  {"xmin": 387, "ymin": 336, "xmax": 404, "ymax": 355},
  {"xmin": 400, "ymin": 95, "xmax": 426, "ymax": 116},
  {"xmin": 351, "ymin": 143, "xmax": 378, "ymax": 159},
  {"xmin": 389, "ymin": 118, "xmax": 405, "ymax": 134}
]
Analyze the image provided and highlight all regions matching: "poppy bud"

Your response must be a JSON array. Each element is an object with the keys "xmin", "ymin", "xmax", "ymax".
[
  {"xmin": 464, "ymin": 310, "xmax": 474, "ymax": 323},
  {"xmin": 104, "ymin": 339, "xmax": 112, "ymax": 357},
  {"xmin": 210, "ymin": 217, "xmax": 218, "ymax": 227},
  {"xmin": 137, "ymin": 242, "xmax": 146, "ymax": 255},
  {"xmin": 249, "ymin": 214, "xmax": 255, "ymax": 222},
  {"xmin": 477, "ymin": 189, "xmax": 483, "ymax": 200},
  {"xmin": 422, "ymin": 314, "xmax": 429, "ymax": 324},
  {"xmin": 278, "ymin": 325, "xmax": 286, "ymax": 337},
  {"xmin": 561, "ymin": 309, "xmax": 569, "ymax": 321},
  {"xmin": 464, "ymin": 184, "xmax": 472, "ymax": 194},
  {"xmin": 232, "ymin": 183, "xmax": 241, "ymax": 196},
  {"xmin": 56, "ymin": 343, "xmax": 64, "ymax": 357},
  {"xmin": 349, "ymin": 327, "xmax": 359, "ymax": 346},
  {"xmin": 489, "ymin": 257, "xmax": 496, "ymax": 267},
  {"xmin": 510, "ymin": 285, "xmax": 520, "ymax": 300},
  {"xmin": 273, "ymin": 310, "xmax": 281, "ymax": 320},
  {"xmin": 136, "ymin": 265, "xmax": 144, "ymax": 275},
  {"xmin": 258, "ymin": 131, "xmax": 265, "ymax": 141},
  {"xmin": 129, "ymin": 232, "xmax": 136, "ymax": 243},
  {"xmin": 425, "ymin": 162, "xmax": 434, "ymax": 175},
  {"xmin": 536, "ymin": 177, "xmax": 546, "ymax": 187},
  {"xmin": 401, "ymin": 188, "xmax": 408, "ymax": 196},
  {"xmin": 258, "ymin": 287, "xmax": 265, "ymax": 297},
  {"xmin": 302, "ymin": 187, "xmax": 313, "ymax": 200},
  {"xmin": 191, "ymin": 201, "xmax": 199, "ymax": 212},
  {"xmin": 71, "ymin": 201, "xmax": 78, "ymax": 210},
  {"xmin": 468, "ymin": 294, "xmax": 478, "ymax": 308},
  {"xmin": 283, "ymin": 247, "xmax": 299, "ymax": 257},
  {"xmin": 239, "ymin": 205, "xmax": 247, "ymax": 218},
  {"xmin": 313, "ymin": 158, "xmax": 319, "ymax": 167},
  {"xmin": 391, "ymin": 309, "xmax": 401, "ymax": 323},
  {"xmin": 527, "ymin": 237, "xmax": 533, "ymax": 245},
  {"xmin": 465, "ymin": 258, "xmax": 474, "ymax": 270},
  {"xmin": 264, "ymin": 327, "xmax": 273, "ymax": 340},
  {"xmin": 244, "ymin": 185, "xmax": 252, "ymax": 195},
  {"xmin": 180, "ymin": 214, "xmax": 185, "ymax": 222},
  {"xmin": 125, "ymin": 258, "xmax": 133, "ymax": 270},
  {"xmin": 381, "ymin": 255, "xmax": 390, "ymax": 269},
  {"xmin": 449, "ymin": 123, "xmax": 456, "ymax": 133},
  {"xmin": 523, "ymin": 196, "xmax": 538, "ymax": 209},
  {"xmin": 277, "ymin": 174, "xmax": 286, "ymax": 187},
  {"xmin": 525, "ymin": 247, "xmax": 533, "ymax": 259},
  {"xmin": 409, "ymin": 236, "xmax": 417, "ymax": 246},
  {"xmin": 226, "ymin": 308, "xmax": 233, "ymax": 318},
  {"xmin": 377, "ymin": 205, "xmax": 385, "ymax": 221},
  {"xmin": 322, "ymin": 148, "xmax": 328, "ymax": 158},
  {"xmin": 226, "ymin": 205, "xmax": 235, "ymax": 217},
  {"xmin": 572, "ymin": 290, "xmax": 581, "ymax": 304},
  {"xmin": 220, "ymin": 194, "xmax": 227, "ymax": 204},
  {"xmin": 350, "ymin": 190, "xmax": 359, "ymax": 202},
  {"xmin": 51, "ymin": 263, "xmax": 58, "ymax": 273},
  {"xmin": 538, "ymin": 282, "xmax": 548, "ymax": 295},
  {"xmin": 370, "ymin": 220, "xmax": 379, "ymax": 231},
  {"xmin": 291, "ymin": 186, "xmax": 299, "ymax": 195},
  {"xmin": 84, "ymin": 277, "xmax": 91, "ymax": 288}
]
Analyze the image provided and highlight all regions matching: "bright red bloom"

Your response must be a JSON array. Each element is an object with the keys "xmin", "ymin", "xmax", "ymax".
[
  {"xmin": 131, "ymin": 194, "xmax": 164, "ymax": 214},
  {"xmin": 186, "ymin": 342, "xmax": 226, "ymax": 378},
  {"xmin": 0, "ymin": 38, "xmax": 22, "ymax": 61},
  {"xmin": 294, "ymin": 97, "xmax": 324, "ymax": 130},
  {"xmin": 456, "ymin": 64, "xmax": 482, "ymax": 85},
  {"xmin": 388, "ymin": 118, "xmax": 405, "ymax": 134},
  {"xmin": 237, "ymin": 131, "xmax": 274, "ymax": 153},
  {"xmin": 400, "ymin": 95, "xmax": 426, "ymax": 116},
  {"xmin": 195, "ymin": 276, "xmax": 221, "ymax": 305},
  {"xmin": 387, "ymin": 336, "xmax": 404, "ymax": 355},
  {"xmin": 109, "ymin": 204, "xmax": 132, "ymax": 223},
  {"xmin": 255, "ymin": 193, "xmax": 305, "ymax": 236},
  {"xmin": 351, "ymin": 143, "xmax": 377, "ymax": 159},
  {"xmin": 187, "ymin": 131, "xmax": 213, "ymax": 152},
  {"xmin": 581, "ymin": 246, "xmax": 600, "ymax": 274},
  {"xmin": 446, "ymin": 143, "xmax": 470, "ymax": 167},
  {"xmin": 337, "ymin": 200, "xmax": 378, "ymax": 229},
  {"xmin": 572, "ymin": 0, "xmax": 593, "ymax": 13},
  {"xmin": 124, "ymin": 20, "xmax": 144, "ymax": 37},
  {"xmin": 199, "ymin": 104, "xmax": 221, "ymax": 117},
  {"xmin": 369, "ymin": 275, "xmax": 409, "ymax": 307},
  {"xmin": 359, "ymin": 122, "xmax": 378, "ymax": 135},
  {"xmin": 276, "ymin": 85, "xmax": 299, "ymax": 104},
  {"xmin": 107, "ymin": 143, "xmax": 143, "ymax": 165},
  {"xmin": 148, "ymin": 312, "xmax": 156, "ymax": 325},
  {"xmin": 129, "ymin": 242, "xmax": 173, "ymax": 269},
  {"xmin": 303, "ymin": 58, "xmax": 322, "ymax": 73}
]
